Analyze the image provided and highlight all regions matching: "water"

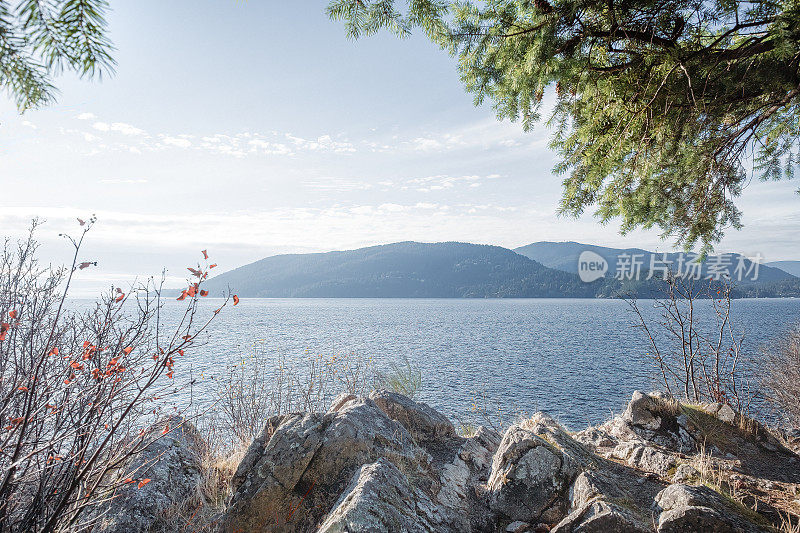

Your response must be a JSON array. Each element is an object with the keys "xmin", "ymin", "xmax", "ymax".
[{"xmin": 71, "ymin": 297, "xmax": 800, "ymax": 430}]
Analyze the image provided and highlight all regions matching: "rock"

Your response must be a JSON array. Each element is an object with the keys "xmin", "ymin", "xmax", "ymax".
[
  {"xmin": 317, "ymin": 459, "xmax": 437, "ymax": 532},
  {"xmin": 329, "ymin": 392, "xmax": 357, "ymax": 413},
  {"xmin": 93, "ymin": 417, "xmax": 204, "ymax": 533},
  {"xmin": 229, "ymin": 414, "xmax": 284, "ymax": 494},
  {"xmin": 568, "ymin": 471, "xmax": 617, "ymax": 510},
  {"xmin": 655, "ymin": 484, "xmax": 769, "ymax": 532},
  {"xmin": 434, "ymin": 426, "xmax": 501, "ymax": 531},
  {"xmin": 623, "ymin": 390, "xmax": 664, "ymax": 431},
  {"xmin": 671, "ymin": 463, "xmax": 699, "ymax": 483},
  {"xmin": 505, "ymin": 520, "xmax": 531, "ymax": 532},
  {"xmin": 610, "ymin": 441, "xmax": 676, "ymax": 476},
  {"xmin": 487, "ymin": 413, "xmax": 584, "ymax": 524},
  {"xmin": 551, "ymin": 500, "xmax": 650, "ymax": 533},
  {"xmin": 717, "ymin": 404, "xmax": 737, "ymax": 424},
  {"xmin": 369, "ymin": 389, "xmax": 456, "ymax": 445},
  {"xmin": 223, "ymin": 397, "xmax": 423, "ymax": 532},
  {"xmin": 573, "ymin": 427, "xmax": 616, "ymax": 449}
]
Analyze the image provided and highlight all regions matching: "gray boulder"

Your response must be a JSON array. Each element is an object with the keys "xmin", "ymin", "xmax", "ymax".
[
  {"xmin": 93, "ymin": 416, "xmax": 204, "ymax": 533},
  {"xmin": 655, "ymin": 484, "xmax": 769, "ymax": 532},
  {"xmin": 552, "ymin": 500, "xmax": 650, "ymax": 533},
  {"xmin": 487, "ymin": 413, "xmax": 584, "ymax": 524},
  {"xmin": 369, "ymin": 389, "xmax": 456, "ymax": 445},
  {"xmin": 317, "ymin": 459, "xmax": 438, "ymax": 532},
  {"xmin": 223, "ymin": 397, "xmax": 423, "ymax": 533}
]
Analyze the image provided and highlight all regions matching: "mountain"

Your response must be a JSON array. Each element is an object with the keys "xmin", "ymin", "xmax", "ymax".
[
  {"xmin": 767, "ymin": 261, "xmax": 800, "ymax": 278},
  {"xmin": 200, "ymin": 241, "xmax": 800, "ymax": 299},
  {"xmin": 514, "ymin": 241, "xmax": 795, "ymax": 285},
  {"xmin": 202, "ymin": 241, "xmax": 599, "ymax": 298}
]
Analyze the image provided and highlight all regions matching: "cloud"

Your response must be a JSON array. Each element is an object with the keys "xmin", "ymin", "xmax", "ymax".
[
  {"xmin": 92, "ymin": 121, "xmax": 110, "ymax": 132},
  {"xmin": 97, "ymin": 178, "xmax": 149, "ymax": 184},
  {"xmin": 162, "ymin": 136, "xmax": 192, "ymax": 148},
  {"xmin": 76, "ymin": 112, "xmax": 97, "ymax": 120},
  {"xmin": 405, "ymin": 173, "xmax": 502, "ymax": 192},
  {"xmin": 21, "ymin": 120, "xmax": 37, "ymax": 130},
  {"xmin": 110, "ymin": 122, "xmax": 146, "ymax": 136}
]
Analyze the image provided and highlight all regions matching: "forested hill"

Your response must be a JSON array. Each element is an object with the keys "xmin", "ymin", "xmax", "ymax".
[
  {"xmin": 201, "ymin": 241, "xmax": 800, "ymax": 299},
  {"xmin": 201, "ymin": 241, "xmax": 598, "ymax": 298}
]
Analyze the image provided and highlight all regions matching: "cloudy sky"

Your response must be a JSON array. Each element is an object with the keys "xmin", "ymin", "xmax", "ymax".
[{"xmin": 1, "ymin": 1, "xmax": 798, "ymax": 295}]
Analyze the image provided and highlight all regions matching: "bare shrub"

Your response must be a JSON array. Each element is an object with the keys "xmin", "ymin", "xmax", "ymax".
[
  {"xmin": 762, "ymin": 326, "xmax": 800, "ymax": 427},
  {"xmin": 213, "ymin": 345, "xmax": 375, "ymax": 448},
  {"xmin": 628, "ymin": 275, "xmax": 753, "ymax": 412},
  {"xmin": 0, "ymin": 219, "xmax": 227, "ymax": 532}
]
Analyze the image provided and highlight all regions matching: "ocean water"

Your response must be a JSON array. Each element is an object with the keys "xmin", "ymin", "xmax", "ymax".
[{"xmin": 72, "ymin": 297, "xmax": 800, "ymax": 430}]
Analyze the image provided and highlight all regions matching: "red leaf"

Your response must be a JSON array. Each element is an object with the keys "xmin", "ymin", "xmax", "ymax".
[
  {"xmin": 77, "ymin": 218, "xmax": 86, "ymax": 226},
  {"xmin": 233, "ymin": 295, "xmax": 240, "ymax": 306},
  {"xmin": 123, "ymin": 347, "xmax": 133, "ymax": 355},
  {"xmin": 138, "ymin": 478, "xmax": 151, "ymax": 488},
  {"xmin": 8, "ymin": 310, "xmax": 17, "ymax": 319},
  {"xmin": 209, "ymin": 263, "xmax": 217, "ymax": 269},
  {"xmin": 200, "ymin": 290, "xmax": 208, "ymax": 297},
  {"xmin": 115, "ymin": 293, "xmax": 125, "ymax": 303},
  {"xmin": 49, "ymin": 347, "xmax": 59, "ymax": 357},
  {"xmin": 201, "ymin": 249, "xmax": 208, "ymax": 260},
  {"xmin": 78, "ymin": 262, "xmax": 96, "ymax": 270}
]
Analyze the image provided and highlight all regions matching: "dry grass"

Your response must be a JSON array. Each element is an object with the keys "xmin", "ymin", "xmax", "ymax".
[
  {"xmin": 779, "ymin": 510, "xmax": 800, "ymax": 533},
  {"xmin": 153, "ymin": 441, "xmax": 249, "ymax": 532}
]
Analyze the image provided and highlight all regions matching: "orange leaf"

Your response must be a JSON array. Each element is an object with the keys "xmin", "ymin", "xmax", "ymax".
[
  {"xmin": 200, "ymin": 290, "xmax": 208, "ymax": 297},
  {"xmin": 138, "ymin": 478, "xmax": 151, "ymax": 488},
  {"xmin": 8, "ymin": 310, "xmax": 17, "ymax": 319},
  {"xmin": 115, "ymin": 293, "xmax": 125, "ymax": 303},
  {"xmin": 201, "ymin": 249, "xmax": 208, "ymax": 259},
  {"xmin": 176, "ymin": 290, "xmax": 188, "ymax": 301},
  {"xmin": 123, "ymin": 347, "xmax": 133, "ymax": 355},
  {"xmin": 233, "ymin": 295, "xmax": 240, "ymax": 306},
  {"xmin": 162, "ymin": 424, "xmax": 170, "ymax": 434},
  {"xmin": 209, "ymin": 263, "xmax": 217, "ymax": 269},
  {"xmin": 17, "ymin": 386, "xmax": 28, "ymax": 392},
  {"xmin": 49, "ymin": 347, "xmax": 59, "ymax": 357}
]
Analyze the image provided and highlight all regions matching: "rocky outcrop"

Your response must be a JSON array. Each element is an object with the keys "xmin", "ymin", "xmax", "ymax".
[
  {"xmin": 222, "ymin": 397, "xmax": 424, "ymax": 532},
  {"xmin": 317, "ymin": 458, "xmax": 439, "ymax": 532},
  {"xmin": 102, "ymin": 390, "xmax": 797, "ymax": 532},
  {"xmin": 486, "ymin": 413, "xmax": 586, "ymax": 524},
  {"xmin": 93, "ymin": 416, "xmax": 204, "ymax": 533},
  {"xmin": 655, "ymin": 484, "xmax": 765, "ymax": 532}
]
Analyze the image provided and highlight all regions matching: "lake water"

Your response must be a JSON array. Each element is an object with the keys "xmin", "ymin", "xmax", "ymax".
[{"xmin": 73, "ymin": 298, "xmax": 800, "ymax": 430}]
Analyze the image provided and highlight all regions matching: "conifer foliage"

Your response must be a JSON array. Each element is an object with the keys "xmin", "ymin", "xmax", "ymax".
[
  {"xmin": 0, "ymin": 0, "xmax": 114, "ymax": 111},
  {"xmin": 329, "ymin": 0, "xmax": 800, "ymax": 249}
]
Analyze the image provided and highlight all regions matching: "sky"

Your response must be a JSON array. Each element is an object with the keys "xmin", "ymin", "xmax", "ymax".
[{"xmin": 1, "ymin": 0, "xmax": 798, "ymax": 296}]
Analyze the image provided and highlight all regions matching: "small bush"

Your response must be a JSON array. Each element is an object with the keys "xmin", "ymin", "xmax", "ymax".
[
  {"xmin": 0, "ymin": 219, "xmax": 226, "ymax": 532},
  {"xmin": 375, "ymin": 355, "xmax": 422, "ymax": 398},
  {"xmin": 763, "ymin": 326, "xmax": 800, "ymax": 427}
]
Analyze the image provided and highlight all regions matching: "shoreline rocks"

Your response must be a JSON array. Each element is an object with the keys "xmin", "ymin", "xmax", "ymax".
[{"xmin": 100, "ymin": 390, "xmax": 798, "ymax": 532}]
